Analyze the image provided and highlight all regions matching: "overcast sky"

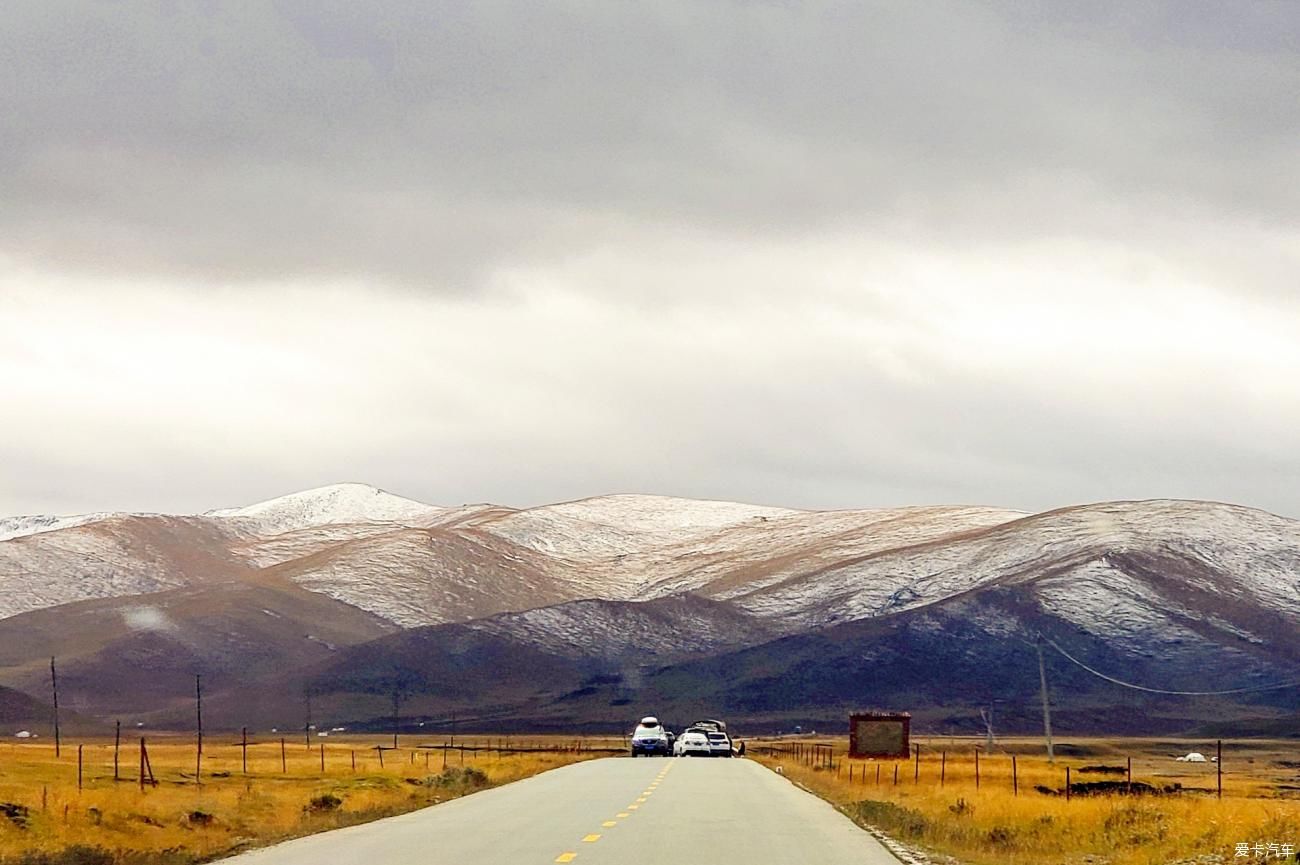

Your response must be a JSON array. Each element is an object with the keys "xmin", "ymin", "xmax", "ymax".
[{"xmin": 2, "ymin": 1, "xmax": 1298, "ymax": 519}]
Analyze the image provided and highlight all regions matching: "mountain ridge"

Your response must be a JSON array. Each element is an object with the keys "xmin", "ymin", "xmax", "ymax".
[{"xmin": 2, "ymin": 486, "xmax": 1297, "ymax": 734}]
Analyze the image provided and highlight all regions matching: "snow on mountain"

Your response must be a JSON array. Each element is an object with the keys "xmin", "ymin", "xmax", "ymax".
[
  {"xmin": 0, "ymin": 515, "xmax": 254, "ymax": 619},
  {"xmin": 627, "ymin": 505, "xmax": 1029, "ymax": 600},
  {"xmin": 263, "ymin": 526, "xmax": 580, "ymax": 628},
  {"xmin": 732, "ymin": 501, "xmax": 1300, "ymax": 640},
  {"xmin": 0, "ymin": 513, "xmax": 117, "ymax": 542},
  {"xmin": 478, "ymin": 494, "xmax": 799, "ymax": 563},
  {"xmin": 466, "ymin": 595, "xmax": 781, "ymax": 661},
  {"xmin": 206, "ymin": 483, "xmax": 443, "ymax": 535},
  {"xmin": 2, "ymin": 485, "xmax": 1297, "ymax": 679},
  {"xmin": 4, "ymin": 485, "xmax": 1300, "ymax": 732}
]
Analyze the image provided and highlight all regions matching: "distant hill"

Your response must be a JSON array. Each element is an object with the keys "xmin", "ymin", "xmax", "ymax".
[
  {"xmin": 2, "ymin": 486, "xmax": 1297, "ymax": 734},
  {"xmin": 0, "ymin": 684, "xmax": 57, "ymax": 732}
]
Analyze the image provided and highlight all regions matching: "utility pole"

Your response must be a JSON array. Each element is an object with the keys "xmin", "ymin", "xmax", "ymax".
[
  {"xmin": 392, "ymin": 689, "xmax": 401, "ymax": 750},
  {"xmin": 1036, "ymin": 638, "xmax": 1055, "ymax": 764},
  {"xmin": 195, "ymin": 674, "xmax": 203, "ymax": 785},
  {"xmin": 50, "ymin": 657, "xmax": 61, "ymax": 758},
  {"xmin": 195, "ymin": 675, "xmax": 203, "ymax": 756}
]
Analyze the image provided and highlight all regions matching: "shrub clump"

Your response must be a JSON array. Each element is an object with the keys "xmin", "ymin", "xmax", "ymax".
[
  {"xmin": 986, "ymin": 825, "xmax": 1018, "ymax": 848},
  {"xmin": 419, "ymin": 767, "xmax": 490, "ymax": 791},
  {"xmin": 846, "ymin": 799, "xmax": 929, "ymax": 839},
  {"xmin": 1103, "ymin": 802, "xmax": 1170, "ymax": 846},
  {"xmin": 186, "ymin": 810, "xmax": 216, "ymax": 827},
  {"xmin": 304, "ymin": 794, "xmax": 344, "ymax": 814},
  {"xmin": 1, "ymin": 802, "xmax": 31, "ymax": 829}
]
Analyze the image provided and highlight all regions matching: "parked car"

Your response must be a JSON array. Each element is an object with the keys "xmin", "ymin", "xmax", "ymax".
[
  {"xmin": 630, "ymin": 716, "xmax": 671, "ymax": 757},
  {"xmin": 676, "ymin": 729, "xmax": 712, "ymax": 757},
  {"xmin": 706, "ymin": 730, "xmax": 733, "ymax": 757}
]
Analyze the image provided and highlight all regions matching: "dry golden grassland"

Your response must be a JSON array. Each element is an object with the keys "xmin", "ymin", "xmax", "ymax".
[
  {"xmin": 0, "ymin": 734, "xmax": 613, "ymax": 864},
  {"xmin": 754, "ymin": 736, "xmax": 1300, "ymax": 865}
]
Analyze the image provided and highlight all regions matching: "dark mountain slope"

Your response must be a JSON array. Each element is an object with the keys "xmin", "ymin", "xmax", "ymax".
[{"xmin": 0, "ymin": 580, "xmax": 396, "ymax": 720}]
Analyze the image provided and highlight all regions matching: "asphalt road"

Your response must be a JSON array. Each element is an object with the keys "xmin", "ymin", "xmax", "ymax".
[{"xmin": 220, "ymin": 756, "xmax": 899, "ymax": 864}]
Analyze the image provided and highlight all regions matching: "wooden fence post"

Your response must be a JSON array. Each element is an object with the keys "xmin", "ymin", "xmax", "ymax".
[
  {"xmin": 242, "ymin": 728, "xmax": 248, "ymax": 775},
  {"xmin": 280, "ymin": 737, "xmax": 287, "ymax": 773},
  {"xmin": 77, "ymin": 744, "xmax": 83, "ymax": 790},
  {"xmin": 114, "ymin": 721, "xmax": 121, "ymax": 782},
  {"xmin": 139, "ymin": 738, "xmax": 156, "ymax": 788},
  {"xmin": 1217, "ymin": 740, "xmax": 1223, "ymax": 800},
  {"xmin": 914, "ymin": 744, "xmax": 920, "ymax": 783},
  {"xmin": 1126, "ymin": 756, "xmax": 1131, "ymax": 795},
  {"xmin": 941, "ymin": 750, "xmax": 946, "ymax": 787},
  {"xmin": 1065, "ymin": 766, "xmax": 1071, "ymax": 802},
  {"xmin": 1012, "ymin": 755, "xmax": 1018, "ymax": 796}
]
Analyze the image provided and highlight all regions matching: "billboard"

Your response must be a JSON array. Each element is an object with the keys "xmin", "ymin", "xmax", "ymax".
[{"xmin": 849, "ymin": 711, "xmax": 911, "ymax": 759}]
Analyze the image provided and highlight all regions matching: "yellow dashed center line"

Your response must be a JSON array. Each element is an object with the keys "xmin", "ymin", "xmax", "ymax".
[{"xmin": 556, "ymin": 763, "xmax": 678, "ymax": 864}]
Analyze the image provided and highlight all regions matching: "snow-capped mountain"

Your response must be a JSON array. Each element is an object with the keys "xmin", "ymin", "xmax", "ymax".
[
  {"xmin": 1, "ymin": 485, "xmax": 1297, "ymax": 732},
  {"xmin": 0, "ymin": 484, "xmax": 1028, "ymax": 623},
  {"xmin": 206, "ymin": 482, "xmax": 445, "ymax": 534}
]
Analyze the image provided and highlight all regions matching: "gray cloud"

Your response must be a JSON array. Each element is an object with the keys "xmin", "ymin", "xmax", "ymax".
[
  {"xmin": 1, "ymin": 2, "xmax": 1298, "ymax": 519},
  {"xmin": 2, "ymin": 2, "xmax": 1296, "ymax": 287}
]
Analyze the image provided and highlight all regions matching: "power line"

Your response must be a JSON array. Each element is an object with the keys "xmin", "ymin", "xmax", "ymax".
[{"xmin": 1038, "ymin": 633, "xmax": 1300, "ymax": 696}]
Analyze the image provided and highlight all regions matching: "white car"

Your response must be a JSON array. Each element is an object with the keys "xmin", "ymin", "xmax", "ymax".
[
  {"xmin": 706, "ymin": 730, "xmax": 732, "ymax": 757},
  {"xmin": 676, "ymin": 730, "xmax": 712, "ymax": 757}
]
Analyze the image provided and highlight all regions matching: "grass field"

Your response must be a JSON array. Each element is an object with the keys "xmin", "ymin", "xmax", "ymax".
[
  {"xmin": 6, "ymin": 731, "xmax": 1296, "ymax": 864},
  {"xmin": 0, "ymin": 734, "xmax": 614, "ymax": 864},
  {"xmin": 754, "ymin": 736, "xmax": 1300, "ymax": 865}
]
